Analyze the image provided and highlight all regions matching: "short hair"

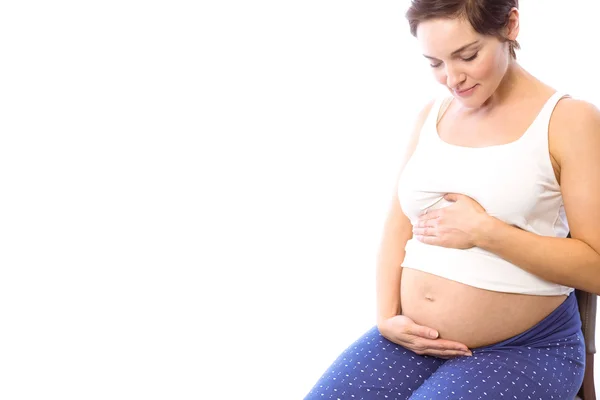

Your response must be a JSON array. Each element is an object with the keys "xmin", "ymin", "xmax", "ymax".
[{"xmin": 406, "ymin": 0, "xmax": 520, "ymax": 59}]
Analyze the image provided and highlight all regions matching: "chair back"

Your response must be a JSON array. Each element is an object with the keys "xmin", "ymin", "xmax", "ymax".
[{"xmin": 575, "ymin": 289, "xmax": 597, "ymax": 400}]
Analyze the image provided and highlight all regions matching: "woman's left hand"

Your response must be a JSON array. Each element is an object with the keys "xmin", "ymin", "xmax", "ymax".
[{"xmin": 413, "ymin": 193, "xmax": 490, "ymax": 249}]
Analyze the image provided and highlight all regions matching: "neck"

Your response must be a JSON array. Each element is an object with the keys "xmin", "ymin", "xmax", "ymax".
[{"xmin": 481, "ymin": 61, "xmax": 539, "ymax": 110}]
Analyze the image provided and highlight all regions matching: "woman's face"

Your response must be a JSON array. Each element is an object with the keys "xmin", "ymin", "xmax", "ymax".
[{"xmin": 416, "ymin": 17, "xmax": 511, "ymax": 108}]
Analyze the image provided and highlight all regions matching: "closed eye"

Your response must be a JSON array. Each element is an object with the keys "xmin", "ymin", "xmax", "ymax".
[
  {"xmin": 429, "ymin": 52, "xmax": 479, "ymax": 68},
  {"xmin": 462, "ymin": 52, "xmax": 478, "ymax": 62}
]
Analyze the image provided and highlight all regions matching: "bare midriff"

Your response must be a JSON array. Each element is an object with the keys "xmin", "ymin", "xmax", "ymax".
[{"xmin": 400, "ymin": 268, "xmax": 567, "ymax": 349}]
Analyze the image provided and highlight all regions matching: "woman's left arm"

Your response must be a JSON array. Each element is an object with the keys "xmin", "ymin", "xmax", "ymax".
[
  {"xmin": 414, "ymin": 99, "xmax": 600, "ymax": 294},
  {"xmin": 476, "ymin": 100, "xmax": 600, "ymax": 294}
]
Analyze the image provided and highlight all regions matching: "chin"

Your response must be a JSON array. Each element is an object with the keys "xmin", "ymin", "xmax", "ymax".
[
  {"xmin": 452, "ymin": 95, "xmax": 480, "ymax": 109},
  {"xmin": 454, "ymin": 91, "xmax": 489, "ymax": 109}
]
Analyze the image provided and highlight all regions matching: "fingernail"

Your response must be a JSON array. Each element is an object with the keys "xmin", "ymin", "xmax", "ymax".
[
  {"xmin": 465, "ymin": 352, "xmax": 473, "ymax": 357},
  {"xmin": 430, "ymin": 330, "xmax": 439, "ymax": 339}
]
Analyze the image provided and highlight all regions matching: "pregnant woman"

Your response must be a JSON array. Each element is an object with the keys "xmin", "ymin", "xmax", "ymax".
[{"xmin": 304, "ymin": 1, "xmax": 600, "ymax": 399}]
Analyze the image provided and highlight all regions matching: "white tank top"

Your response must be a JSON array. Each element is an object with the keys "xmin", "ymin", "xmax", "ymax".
[{"xmin": 397, "ymin": 92, "xmax": 574, "ymax": 296}]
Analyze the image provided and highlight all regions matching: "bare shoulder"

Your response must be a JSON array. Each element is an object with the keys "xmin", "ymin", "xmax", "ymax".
[
  {"xmin": 415, "ymin": 98, "xmax": 436, "ymax": 129},
  {"xmin": 392, "ymin": 99, "xmax": 437, "ymax": 192},
  {"xmin": 552, "ymin": 97, "xmax": 599, "ymax": 126},
  {"xmin": 549, "ymin": 97, "xmax": 600, "ymax": 164},
  {"xmin": 402, "ymin": 99, "xmax": 436, "ymax": 158}
]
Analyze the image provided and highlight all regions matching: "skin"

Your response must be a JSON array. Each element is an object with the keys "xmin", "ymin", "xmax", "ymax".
[{"xmin": 377, "ymin": 8, "xmax": 600, "ymax": 358}]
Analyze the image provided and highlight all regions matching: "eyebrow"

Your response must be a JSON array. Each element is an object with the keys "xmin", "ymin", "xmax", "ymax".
[{"xmin": 423, "ymin": 40, "xmax": 480, "ymax": 60}]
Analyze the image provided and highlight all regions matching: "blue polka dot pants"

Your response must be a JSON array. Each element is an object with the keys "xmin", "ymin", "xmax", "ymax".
[{"xmin": 304, "ymin": 293, "xmax": 585, "ymax": 399}]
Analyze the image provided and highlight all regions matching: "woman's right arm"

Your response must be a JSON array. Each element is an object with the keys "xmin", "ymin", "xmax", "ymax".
[
  {"xmin": 375, "ymin": 100, "xmax": 434, "ymax": 328},
  {"xmin": 374, "ymin": 100, "xmax": 473, "ymax": 358}
]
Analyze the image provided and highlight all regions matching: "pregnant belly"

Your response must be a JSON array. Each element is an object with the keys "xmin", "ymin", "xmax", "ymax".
[{"xmin": 400, "ymin": 268, "xmax": 567, "ymax": 349}]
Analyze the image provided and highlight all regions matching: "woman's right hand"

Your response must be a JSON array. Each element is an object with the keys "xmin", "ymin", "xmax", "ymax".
[{"xmin": 378, "ymin": 315, "xmax": 473, "ymax": 359}]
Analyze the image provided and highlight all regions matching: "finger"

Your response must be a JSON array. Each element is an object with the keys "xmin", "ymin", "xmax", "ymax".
[
  {"xmin": 443, "ymin": 193, "xmax": 460, "ymax": 202},
  {"xmin": 410, "ymin": 342, "xmax": 469, "ymax": 357},
  {"xmin": 415, "ymin": 219, "xmax": 438, "ymax": 229},
  {"xmin": 424, "ymin": 349, "xmax": 472, "ymax": 358},
  {"xmin": 417, "ymin": 338, "xmax": 471, "ymax": 353},
  {"xmin": 419, "ymin": 221, "xmax": 440, "ymax": 235},
  {"xmin": 416, "ymin": 235, "xmax": 438, "ymax": 245},
  {"xmin": 419, "ymin": 211, "xmax": 442, "ymax": 223},
  {"xmin": 405, "ymin": 323, "xmax": 439, "ymax": 339},
  {"xmin": 436, "ymin": 339, "xmax": 471, "ymax": 353},
  {"xmin": 412, "ymin": 227, "xmax": 431, "ymax": 236}
]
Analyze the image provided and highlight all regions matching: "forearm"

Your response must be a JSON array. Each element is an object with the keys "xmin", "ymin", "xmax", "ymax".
[
  {"xmin": 476, "ymin": 217, "xmax": 600, "ymax": 294},
  {"xmin": 376, "ymin": 229, "xmax": 407, "ymax": 326},
  {"xmin": 376, "ymin": 257, "xmax": 404, "ymax": 326}
]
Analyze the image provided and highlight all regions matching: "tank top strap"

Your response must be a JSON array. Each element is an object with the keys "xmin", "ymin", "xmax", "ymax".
[
  {"xmin": 420, "ymin": 95, "xmax": 452, "ymax": 141},
  {"xmin": 530, "ymin": 92, "xmax": 571, "ymax": 135}
]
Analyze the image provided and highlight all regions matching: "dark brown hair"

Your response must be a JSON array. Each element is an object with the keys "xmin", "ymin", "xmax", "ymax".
[{"xmin": 406, "ymin": 0, "xmax": 520, "ymax": 59}]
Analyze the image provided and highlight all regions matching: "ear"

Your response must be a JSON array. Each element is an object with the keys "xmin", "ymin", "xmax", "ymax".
[{"xmin": 505, "ymin": 7, "xmax": 520, "ymax": 41}]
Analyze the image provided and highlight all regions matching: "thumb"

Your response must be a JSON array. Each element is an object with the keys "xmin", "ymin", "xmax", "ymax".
[{"xmin": 443, "ymin": 193, "xmax": 461, "ymax": 202}]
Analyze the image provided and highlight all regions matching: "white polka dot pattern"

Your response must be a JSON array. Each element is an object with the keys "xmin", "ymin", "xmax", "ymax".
[{"xmin": 304, "ymin": 294, "xmax": 585, "ymax": 399}]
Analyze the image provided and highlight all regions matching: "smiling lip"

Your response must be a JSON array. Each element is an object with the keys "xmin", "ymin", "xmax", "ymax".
[{"xmin": 454, "ymin": 84, "xmax": 478, "ymax": 96}]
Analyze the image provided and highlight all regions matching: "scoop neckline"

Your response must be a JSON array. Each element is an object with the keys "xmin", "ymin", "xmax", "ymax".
[{"xmin": 433, "ymin": 91, "xmax": 559, "ymax": 150}]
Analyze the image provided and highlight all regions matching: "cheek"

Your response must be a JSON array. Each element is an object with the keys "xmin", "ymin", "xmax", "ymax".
[
  {"xmin": 472, "ymin": 54, "xmax": 505, "ymax": 82},
  {"xmin": 433, "ymin": 69, "xmax": 446, "ymax": 85}
]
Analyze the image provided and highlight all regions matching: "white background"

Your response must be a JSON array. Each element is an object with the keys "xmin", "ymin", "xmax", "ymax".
[{"xmin": 1, "ymin": 1, "xmax": 598, "ymax": 399}]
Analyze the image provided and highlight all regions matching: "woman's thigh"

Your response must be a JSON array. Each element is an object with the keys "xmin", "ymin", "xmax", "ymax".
[
  {"xmin": 304, "ymin": 326, "xmax": 445, "ymax": 400},
  {"xmin": 409, "ymin": 301, "xmax": 586, "ymax": 400}
]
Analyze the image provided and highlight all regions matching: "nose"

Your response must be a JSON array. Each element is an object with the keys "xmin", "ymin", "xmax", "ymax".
[{"xmin": 445, "ymin": 65, "xmax": 466, "ymax": 90}]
